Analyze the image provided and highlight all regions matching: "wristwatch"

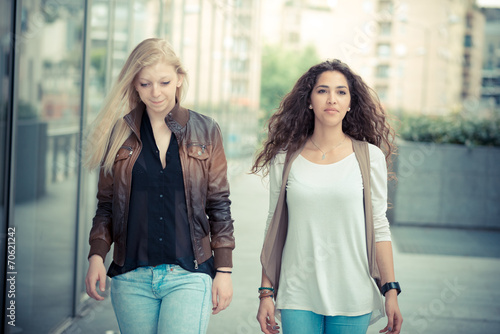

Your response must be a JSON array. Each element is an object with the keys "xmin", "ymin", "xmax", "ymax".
[{"xmin": 381, "ymin": 282, "xmax": 401, "ymax": 296}]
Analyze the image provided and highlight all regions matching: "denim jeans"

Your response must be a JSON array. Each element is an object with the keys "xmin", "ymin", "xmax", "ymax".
[
  {"xmin": 280, "ymin": 309, "xmax": 372, "ymax": 334},
  {"xmin": 110, "ymin": 264, "xmax": 212, "ymax": 334}
]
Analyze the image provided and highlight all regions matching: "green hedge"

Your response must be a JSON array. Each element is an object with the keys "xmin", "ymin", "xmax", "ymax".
[{"xmin": 396, "ymin": 113, "xmax": 500, "ymax": 147}]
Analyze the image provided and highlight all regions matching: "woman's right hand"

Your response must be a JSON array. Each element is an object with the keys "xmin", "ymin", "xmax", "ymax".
[
  {"xmin": 85, "ymin": 255, "xmax": 107, "ymax": 301},
  {"xmin": 257, "ymin": 297, "xmax": 280, "ymax": 334}
]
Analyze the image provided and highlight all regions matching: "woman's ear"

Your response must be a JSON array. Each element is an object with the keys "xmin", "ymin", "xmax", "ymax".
[{"xmin": 176, "ymin": 74, "xmax": 184, "ymax": 87}]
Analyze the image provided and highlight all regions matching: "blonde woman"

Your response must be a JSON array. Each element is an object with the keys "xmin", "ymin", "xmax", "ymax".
[{"xmin": 84, "ymin": 38, "xmax": 234, "ymax": 334}]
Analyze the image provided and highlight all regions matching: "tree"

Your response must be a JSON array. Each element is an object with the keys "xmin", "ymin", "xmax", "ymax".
[{"xmin": 259, "ymin": 44, "xmax": 320, "ymax": 127}]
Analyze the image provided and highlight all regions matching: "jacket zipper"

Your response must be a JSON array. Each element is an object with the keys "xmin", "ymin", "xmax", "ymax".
[{"xmin": 181, "ymin": 141, "xmax": 201, "ymax": 270}]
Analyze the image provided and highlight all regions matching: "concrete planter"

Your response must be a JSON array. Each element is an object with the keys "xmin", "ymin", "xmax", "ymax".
[{"xmin": 391, "ymin": 141, "xmax": 500, "ymax": 230}]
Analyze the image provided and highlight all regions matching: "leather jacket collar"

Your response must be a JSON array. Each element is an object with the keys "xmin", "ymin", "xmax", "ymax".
[{"xmin": 124, "ymin": 99, "xmax": 190, "ymax": 138}]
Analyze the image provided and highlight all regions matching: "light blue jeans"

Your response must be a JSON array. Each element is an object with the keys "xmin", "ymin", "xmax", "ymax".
[
  {"xmin": 110, "ymin": 264, "xmax": 212, "ymax": 334},
  {"xmin": 280, "ymin": 309, "xmax": 372, "ymax": 334}
]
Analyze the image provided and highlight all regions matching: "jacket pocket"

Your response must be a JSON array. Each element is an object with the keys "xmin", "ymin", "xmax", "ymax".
[
  {"xmin": 187, "ymin": 143, "xmax": 209, "ymax": 160},
  {"xmin": 114, "ymin": 145, "xmax": 133, "ymax": 162}
]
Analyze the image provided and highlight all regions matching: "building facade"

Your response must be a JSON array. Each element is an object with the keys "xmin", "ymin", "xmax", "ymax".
[
  {"xmin": 0, "ymin": 0, "xmax": 260, "ymax": 332},
  {"xmin": 260, "ymin": 0, "xmax": 485, "ymax": 115},
  {"xmin": 481, "ymin": 7, "xmax": 500, "ymax": 109},
  {"xmin": 167, "ymin": 0, "xmax": 261, "ymax": 156}
]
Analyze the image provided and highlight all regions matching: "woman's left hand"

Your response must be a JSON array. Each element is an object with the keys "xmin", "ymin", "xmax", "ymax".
[
  {"xmin": 212, "ymin": 268, "xmax": 233, "ymax": 315},
  {"xmin": 379, "ymin": 290, "xmax": 403, "ymax": 334}
]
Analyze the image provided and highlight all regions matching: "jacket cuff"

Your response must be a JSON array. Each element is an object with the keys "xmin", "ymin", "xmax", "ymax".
[
  {"xmin": 88, "ymin": 239, "xmax": 111, "ymax": 262},
  {"xmin": 213, "ymin": 247, "xmax": 233, "ymax": 268}
]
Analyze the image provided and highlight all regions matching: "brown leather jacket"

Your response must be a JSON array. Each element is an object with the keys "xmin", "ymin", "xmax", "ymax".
[{"xmin": 88, "ymin": 101, "xmax": 235, "ymax": 269}]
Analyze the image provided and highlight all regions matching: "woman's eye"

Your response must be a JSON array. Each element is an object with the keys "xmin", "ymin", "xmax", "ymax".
[
  {"xmin": 140, "ymin": 83, "xmax": 149, "ymax": 87},
  {"xmin": 162, "ymin": 81, "xmax": 171, "ymax": 85},
  {"xmin": 318, "ymin": 89, "xmax": 326, "ymax": 94},
  {"xmin": 338, "ymin": 90, "xmax": 346, "ymax": 95}
]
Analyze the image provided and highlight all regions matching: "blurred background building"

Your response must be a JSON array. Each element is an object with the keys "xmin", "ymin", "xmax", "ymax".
[
  {"xmin": 481, "ymin": 7, "xmax": 500, "ymax": 108},
  {"xmin": 0, "ymin": 0, "xmax": 498, "ymax": 333},
  {"xmin": 260, "ymin": 0, "xmax": 485, "ymax": 115}
]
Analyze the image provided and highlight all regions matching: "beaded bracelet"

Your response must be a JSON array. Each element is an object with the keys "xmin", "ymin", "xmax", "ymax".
[{"xmin": 258, "ymin": 287, "xmax": 274, "ymax": 293}]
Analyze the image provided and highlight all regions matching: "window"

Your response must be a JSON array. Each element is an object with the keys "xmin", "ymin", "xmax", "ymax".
[
  {"xmin": 231, "ymin": 58, "xmax": 249, "ymax": 72},
  {"xmin": 378, "ymin": 0, "xmax": 393, "ymax": 13},
  {"xmin": 464, "ymin": 35, "xmax": 472, "ymax": 48},
  {"xmin": 466, "ymin": 14, "xmax": 473, "ymax": 29},
  {"xmin": 463, "ymin": 54, "xmax": 471, "ymax": 67},
  {"xmin": 377, "ymin": 43, "xmax": 391, "ymax": 57},
  {"xmin": 379, "ymin": 22, "xmax": 392, "ymax": 36},
  {"xmin": 239, "ymin": 15, "xmax": 252, "ymax": 29},
  {"xmin": 234, "ymin": 0, "xmax": 252, "ymax": 8},
  {"xmin": 12, "ymin": 2, "xmax": 85, "ymax": 332},
  {"xmin": 234, "ymin": 37, "xmax": 249, "ymax": 53},
  {"xmin": 376, "ymin": 65, "xmax": 390, "ymax": 78},
  {"xmin": 375, "ymin": 85, "xmax": 389, "ymax": 102}
]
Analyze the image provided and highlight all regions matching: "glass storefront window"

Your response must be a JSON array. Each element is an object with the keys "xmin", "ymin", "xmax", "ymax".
[
  {"xmin": 12, "ymin": 1, "xmax": 85, "ymax": 332},
  {"xmin": 1, "ymin": 0, "xmax": 261, "ymax": 331}
]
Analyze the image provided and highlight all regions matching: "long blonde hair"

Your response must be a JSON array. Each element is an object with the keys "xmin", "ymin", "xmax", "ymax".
[{"xmin": 84, "ymin": 38, "xmax": 188, "ymax": 174}]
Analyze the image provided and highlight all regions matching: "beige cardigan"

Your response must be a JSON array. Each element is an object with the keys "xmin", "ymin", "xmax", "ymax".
[{"xmin": 260, "ymin": 138, "xmax": 382, "ymax": 299}]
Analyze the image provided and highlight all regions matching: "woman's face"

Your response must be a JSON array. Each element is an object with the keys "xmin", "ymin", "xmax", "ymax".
[
  {"xmin": 309, "ymin": 70, "xmax": 351, "ymax": 129},
  {"xmin": 134, "ymin": 61, "xmax": 183, "ymax": 116}
]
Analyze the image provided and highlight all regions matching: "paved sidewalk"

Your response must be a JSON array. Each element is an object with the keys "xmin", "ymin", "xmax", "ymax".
[{"xmin": 65, "ymin": 171, "xmax": 500, "ymax": 334}]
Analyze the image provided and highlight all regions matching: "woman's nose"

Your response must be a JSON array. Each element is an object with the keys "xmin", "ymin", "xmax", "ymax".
[
  {"xmin": 151, "ymin": 84, "xmax": 161, "ymax": 97},
  {"xmin": 327, "ymin": 93, "xmax": 335, "ymax": 104}
]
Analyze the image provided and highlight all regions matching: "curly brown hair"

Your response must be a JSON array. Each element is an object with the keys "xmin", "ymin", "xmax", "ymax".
[{"xmin": 252, "ymin": 59, "xmax": 396, "ymax": 176}]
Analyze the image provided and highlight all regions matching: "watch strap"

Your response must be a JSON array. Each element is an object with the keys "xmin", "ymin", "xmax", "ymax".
[{"xmin": 381, "ymin": 282, "xmax": 401, "ymax": 296}]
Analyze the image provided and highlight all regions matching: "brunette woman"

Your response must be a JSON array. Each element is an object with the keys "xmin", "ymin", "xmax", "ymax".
[{"xmin": 253, "ymin": 60, "xmax": 402, "ymax": 334}]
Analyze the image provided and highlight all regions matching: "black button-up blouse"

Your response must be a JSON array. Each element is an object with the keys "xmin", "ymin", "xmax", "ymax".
[{"xmin": 108, "ymin": 111, "xmax": 214, "ymax": 278}]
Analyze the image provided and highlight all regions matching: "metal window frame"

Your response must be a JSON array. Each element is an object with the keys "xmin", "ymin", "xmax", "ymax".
[
  {"xmin": 73, "ymin": 0, "xmax": 92, "ymax": 318},
  {"xmin": 1, "ymin": 0, "xmax": 17, "ymax": 330}
]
